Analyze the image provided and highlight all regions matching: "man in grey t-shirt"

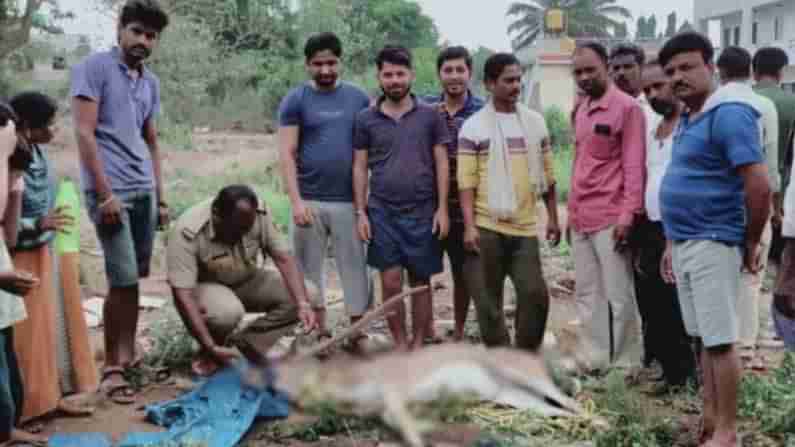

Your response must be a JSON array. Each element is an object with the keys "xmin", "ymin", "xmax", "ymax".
[
  {"xmin": 70, "ymin": 0, "xmax": 169, "ymax": 404},
  {"xmin": 278, "ymin": 33, "xmax": 372, "ymax": 350}
]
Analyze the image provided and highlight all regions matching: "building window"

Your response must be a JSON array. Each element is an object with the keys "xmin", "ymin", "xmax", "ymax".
[
  {"xmin": 734, "ymin": 26, "xmax": 741, "ymax": 45},
  {"xmin": 723, "ymin": 28, "xmax": 731, "ymax": 47},
  {"xmin": 753, "ymin": 22, "xmax": 758, "ymax": 44},
  {"xmin": 775, "ymin": 17, "xmax": 784, "ymax": 41}
]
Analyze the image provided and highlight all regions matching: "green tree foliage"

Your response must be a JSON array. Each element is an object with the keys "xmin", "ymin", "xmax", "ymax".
[
  {"xmin": 411, "ymin": 47, "xmax": 441, "ymax": 97},
  {"xmin": 507, "ymin": 0, "xmax": 632, "ymax": 50},
  {"xmin": 297, "ymin": 0, "xmax": 384, "ymax": 74},
  {"xmin": 470, "ymin": 46, "xmax": 495, "ymax": 97},
  {"xmin": 139, "ymin": 0, "xmax": 442, "ymax": 134},
  {"xmin": 1, "ymin": 0, "xmax": 68, "ymax": 60},
  {"xmin": 368, "ymin": 0, "xmax": 439, "ymax": 49}
]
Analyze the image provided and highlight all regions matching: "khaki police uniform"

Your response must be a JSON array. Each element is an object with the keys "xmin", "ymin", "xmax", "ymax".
[{"xmin": 167, "ymin": 198, "xmax": 317, "ymax": 349}]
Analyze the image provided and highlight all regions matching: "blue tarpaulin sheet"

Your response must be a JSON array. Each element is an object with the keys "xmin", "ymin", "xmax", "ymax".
[{"xmin": 48, "ymin": 363, "xmax": 289, "ymax": 447}]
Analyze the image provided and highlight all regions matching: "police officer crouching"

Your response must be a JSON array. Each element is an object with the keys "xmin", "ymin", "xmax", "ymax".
[{"xmin": 167, "ymin": 184, "xmax": 318, "ymax": 374}]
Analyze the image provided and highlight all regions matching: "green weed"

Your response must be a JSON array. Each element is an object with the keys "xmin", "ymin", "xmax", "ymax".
[
  {"xmin": 553, "ymin": 144, "xmax": 574, "ymax": 203},
  {"xmin": 142, "ymin": 306, "xmax": 198, "ymax": 372},
  {"xmin": 591, "ymin": 371, "xmax": 677, "ymax": 446},
  {"xmin": 167, "ymin": 161, "xmax": 290, "ymax": 232}
]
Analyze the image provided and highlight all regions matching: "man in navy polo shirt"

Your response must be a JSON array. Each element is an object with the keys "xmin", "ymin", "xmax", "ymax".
[
  {"xmin": 659, "ymin": 32, "xmax": 771, "ymax": 446},
  {"xmin": 71, "ymin": 0, "xmax": 169, "ymax": 404},
  {"xmin": 353, "ymin": 45, "xmax": 450, "ymax": 352}
]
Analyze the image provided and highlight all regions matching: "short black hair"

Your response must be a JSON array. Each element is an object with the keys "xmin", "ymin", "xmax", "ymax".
[
  {"xmin": 753, "ymin": 47, "xmax": 789, "ymax": 77},
  {"xmin": 575, "ymin": 41, "xmax": 609, "ymax": 66},
  {"xmin": 376, "ymin": 45, "xmax": 412, "ymax": 70},
  {"xmin": 0, "ymin": 102, "xmax": 18, "ymax": 128},
  {"xmin": 645, "ymin": 57, "xmax": 661, "ymax": 67},
  {"xmin": 437, "ymin": 46, "xmax": 473, "ymax": 73},
  {"xmin": 483, "ymin": 53, "xmax": 521, "ymax": 82},
  {"xmin": 658, "ymin": 31, "xmax": 714, "ymax": 68},
  {"xmin": 212, "ymin": 184, "xmax": 259, "ymax": 217},
  {"xmin": 304, "ymin": 32, "xmax": 342, "ymax": 61},
  {"xmin": 717, "ymin": 46, "xmax": 751, "ymax": 80},
  {"xmin": 120, "ymin": 0, "xmax": 169, "ymax": 32},
  {"xmin": 10, "ymin": 92, "xmax": 58, "ymax": 130},
  {"xmin": 609, "ymin": 43, "xmax": 645, "ymax": 66}
]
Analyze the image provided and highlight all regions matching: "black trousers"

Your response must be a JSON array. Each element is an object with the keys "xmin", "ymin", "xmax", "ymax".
[{"xmin": 633, "ymin": 219, "xmax": 697, "ymax": 386}]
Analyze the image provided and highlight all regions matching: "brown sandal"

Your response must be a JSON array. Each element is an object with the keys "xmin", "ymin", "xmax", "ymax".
[
  {"xmin": 124, "ymin": 357, "xmax": 172, "ymax": 385},
  {"xmin": 99, "ymin": 367, "xmax": 137, "ymax": 405}
]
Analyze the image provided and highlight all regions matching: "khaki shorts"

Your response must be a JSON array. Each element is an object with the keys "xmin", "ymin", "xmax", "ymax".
[{"xmin": 672, "ymin": 240, "xmax": 741, "ymax": 348}]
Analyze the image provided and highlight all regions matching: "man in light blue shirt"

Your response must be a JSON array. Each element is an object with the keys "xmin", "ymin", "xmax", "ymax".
[
  {"xmin": 70, "ymin": 0, "xmax": 169, "ymax": 405},
  {"xmin": 659, "ymin": 32, "xmax": 771, "ymax": 447}
]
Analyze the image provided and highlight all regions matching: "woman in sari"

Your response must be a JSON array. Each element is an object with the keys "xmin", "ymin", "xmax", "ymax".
[{"xmin": 9, "ymin": 92, "xmax": 97, "ymax": 423}]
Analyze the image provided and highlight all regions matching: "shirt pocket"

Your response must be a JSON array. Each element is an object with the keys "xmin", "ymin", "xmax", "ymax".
[
  {"xmin": 587, "ymin": 130, "xmax": 619, "ymax": 160},
  {"xmin": 242, "ymin": 239, "xmax": 261, "ymax": 266},
  {"xmin": 203, "ymin": 251, "xmax": 242, "ymax": 284}
]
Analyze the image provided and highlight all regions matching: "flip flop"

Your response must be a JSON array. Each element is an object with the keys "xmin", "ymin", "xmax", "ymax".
[
  {"xmin": 124, "ymin": 357, "xmax": 172, "ymax": 385},
  {"xmin": 56, "ymin": 399, "xmax": 95, "ymax": 417},
  {"xmin": 99, "ymin": 367, "xmax": 137, "ymax": 405}
]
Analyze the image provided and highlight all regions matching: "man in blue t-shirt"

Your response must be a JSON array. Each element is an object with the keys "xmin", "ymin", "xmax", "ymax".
[
  {"xmin": 278, "ymin": 33, "xmax": 372, "ymax": 349},
  {"xmin": 658, "ymin": 33, "xmax": 771, "ymax": 447}
]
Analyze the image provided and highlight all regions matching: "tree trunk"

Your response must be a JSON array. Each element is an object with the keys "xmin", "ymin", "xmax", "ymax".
[
  {"xmin": 0, "ymin": 0, "xmax": 45, "ymax": 61},
  {"xmin": 236, "ymin": 0, "xmax": 249, "ymax": 32}
]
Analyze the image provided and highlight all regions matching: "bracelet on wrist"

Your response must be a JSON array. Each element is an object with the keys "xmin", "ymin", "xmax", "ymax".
[{"xmin": 98, "ymin": 195, "xmax": 115, "ymax": 210}]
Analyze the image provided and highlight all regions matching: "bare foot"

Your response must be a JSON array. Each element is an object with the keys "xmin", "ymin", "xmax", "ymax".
[
  {"xmin": 57, "ymin": 396, "xmax": 95, "ymax": 417},
  {"xmin": 452, "ymin": 328, "xmax": 465, "ymax": 342},
  {"xmin": 9, "ymin": 428, "xmax": 48, "ymax": 445},
  {"xmin": 703, "ymin": 431, "xmax": 738, "ymax": 447},
  {"xmin": 698, "ymin": 418, "xmax": 716, "ymax": 445}
]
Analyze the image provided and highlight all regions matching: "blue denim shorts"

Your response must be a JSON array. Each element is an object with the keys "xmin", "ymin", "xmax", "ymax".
[
  {"xmin": 85, "ymin": 189, "xmax": 157, "ymax": 288},
  {"xmin": 366, "ymin": 205, "xmax": 442, "ymax": 281}
]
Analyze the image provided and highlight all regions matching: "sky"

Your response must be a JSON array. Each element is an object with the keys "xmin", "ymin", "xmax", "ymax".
[
  {"xmin": 416, "ymin": 0, "xmax": 696, "ymax": 51},
  {"xmin": 51, "ymin": 0, "xmax": 697, "ymax": 52}
]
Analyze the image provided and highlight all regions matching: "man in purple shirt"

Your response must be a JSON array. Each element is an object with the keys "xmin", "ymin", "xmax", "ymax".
[
  {"xmin": 353, "ymin": 45, "xmax": 450, "ymax": 352},
  {"xmin": 423, "ymin": 46, "xmax": 485, "ymax": 342},
  {"xmin": 70, "ymin": 0, "xmax": 169, "ymax": 405}
]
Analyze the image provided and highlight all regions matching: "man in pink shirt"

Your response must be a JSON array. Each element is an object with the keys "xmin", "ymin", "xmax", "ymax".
[{"xmin": 569, "ymin": 42, "xmax": 646, "ymax": 372}]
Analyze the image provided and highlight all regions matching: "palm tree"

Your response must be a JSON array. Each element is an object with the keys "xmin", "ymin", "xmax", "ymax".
[{"xmin": 507, "ymin": 0, "xmax": 632, "ymax": 50}]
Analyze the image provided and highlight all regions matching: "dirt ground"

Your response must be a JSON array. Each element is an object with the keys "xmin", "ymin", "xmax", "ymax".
[{"xmin": 27, "ymin": 123, "xmax": 787, "ymax": 446}]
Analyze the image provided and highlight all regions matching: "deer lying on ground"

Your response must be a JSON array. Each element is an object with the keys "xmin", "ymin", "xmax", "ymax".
[{"xmin": 240, "ymin": 287, "xmax": 583, "ymax": 447}]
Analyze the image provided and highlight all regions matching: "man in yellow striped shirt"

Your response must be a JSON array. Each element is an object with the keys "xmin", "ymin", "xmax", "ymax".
[{"xmin": 458, "ymin": 53, "xmax": 561, "ymax": 351}]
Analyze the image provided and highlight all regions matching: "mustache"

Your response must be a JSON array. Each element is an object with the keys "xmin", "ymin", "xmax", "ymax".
[
  {"xmin": 673, "ymin": 81, "xmax": 689, "ymax": 91},
  {"xmin": 130, "ymin": 45, "xmax": 150, "ymax": 56}
]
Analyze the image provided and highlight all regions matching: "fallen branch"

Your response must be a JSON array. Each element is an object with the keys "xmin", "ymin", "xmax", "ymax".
[{"xmin": 300, "ymin": 285, "xmax": 430, "ymax": 359}]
